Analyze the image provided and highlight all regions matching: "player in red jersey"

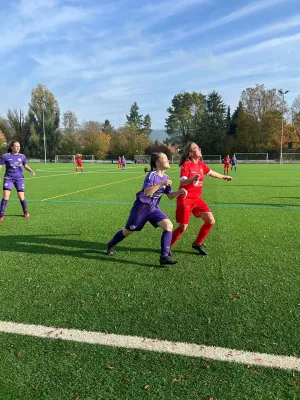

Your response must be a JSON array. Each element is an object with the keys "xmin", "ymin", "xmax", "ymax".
[
  {"xmin": 117, "ymin": 156, "xmax": 122, "ymax": 169},
  {"xmin": 223, "ymin": 155, "xmax": 230, "ymax": 175},
  {"xmin": 75, "ymin": 154, "xmax": 83, "ymax": 173},
  {"xmin": 171, "ymin": 142, "xmax": 233, "ymax": 256}
]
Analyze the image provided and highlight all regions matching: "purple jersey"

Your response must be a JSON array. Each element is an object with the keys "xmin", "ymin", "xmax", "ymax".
[
  {"xmin": 0, "ymin": 153, "xmax": 27, "ymax": 179},
  {"xmin": 121, "ymin": 157, "xmax": 126, "ymax": 165},
  {"xmin": 136, "ymin": 171, "xmax": 172, "ymax": 207}
]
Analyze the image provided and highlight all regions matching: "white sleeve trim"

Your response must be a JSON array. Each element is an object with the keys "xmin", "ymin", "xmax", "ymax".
[{"xmin": 180, "ymin": 176, "xmax": 188, "ymax": 181}]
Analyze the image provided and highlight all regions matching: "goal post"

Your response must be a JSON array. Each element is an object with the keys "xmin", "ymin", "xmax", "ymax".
[
  {"xmin": 202, "ymin": 155, "xmax": 222, "ymax": 164},
  {"xmin": 235, "ymin": 153, "xmax": 269, "ymax": 163},
  {"xmin": 133, "ymin": 155, "xmax": 150, "ymax": 164},
  {"xmin": 282, "ymin": 153, "xmax": 300, "ymax": 163},
  {"xmin": 81, "ymin": 155, "xmax": 95, "ymax": 163},
  {"xmin": 55, "ymin": 155, "xmax": 75, "ymax": 163}
]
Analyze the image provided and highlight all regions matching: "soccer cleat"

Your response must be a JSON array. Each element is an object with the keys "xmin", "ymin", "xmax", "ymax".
[
  {"xmin": 192, "ymin": 243, "xmax": 207, "ymax": 256},
  {"xmin": 106, "ymin": 243, "xmax": 115, "ymax": 256},
  {"xmin": 168, "ymin": 249, "xmax": 172, "ymax": 257},
  {"xmin": 24, "ymin": 212, "xmax": 30, "ymax": 218},
  {"xmin": 0, "ymin": 216, "xmax": 4, "ymax": 222},
  {"xmin": 160, "ymin": 256, "xmax": 178, "ymax": 266}
]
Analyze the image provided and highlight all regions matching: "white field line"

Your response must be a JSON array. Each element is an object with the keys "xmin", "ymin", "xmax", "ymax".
[{"xmin": 0, "ymin": 321, "xmax": 299, "ymax": 371}]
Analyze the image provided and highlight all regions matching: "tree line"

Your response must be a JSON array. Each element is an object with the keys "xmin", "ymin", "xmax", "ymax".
[{"xmin": 1, "ymin": 83, "xmax": 300, "ymax": 159}]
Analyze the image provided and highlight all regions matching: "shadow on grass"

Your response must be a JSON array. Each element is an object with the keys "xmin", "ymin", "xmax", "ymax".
[{"xmin": 0, "ymin": 234, "xmax": 165, "ymax": 269}]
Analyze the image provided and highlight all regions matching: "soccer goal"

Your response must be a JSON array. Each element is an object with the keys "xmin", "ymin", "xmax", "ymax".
[
  {"xmin": 55, "ymin": 155, "xmax": 75, "ymax": 163},
  {"xmin": 282, "ymin": 153, "xmax": 300, "ymax": 163},
  {"xmin": 235, "ymin": 153, "xmax": 269, "ymax": 163},
  {"xmin": 202, "ymin": 155, "xmax": 222, "ymax": 164},
  {"xmin": 81, "ymin": 155, "xmax": 95, "ymax": 163},
  {"xmin": 134, "ymin": 155, "xmax": 150, "ymax": 164}
]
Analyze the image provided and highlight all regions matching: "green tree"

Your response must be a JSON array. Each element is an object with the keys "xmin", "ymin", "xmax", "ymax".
[
  {"xmin": 102, "ymin": 119, "xmax": 114, "ymax": 134},
  {"xmin": 165, "ymin": 91, "xmax": 206, "ymax": 147},
  {"xmin": 29, "ymin": 83, "xmax": 60, "ymax": 158},
  {"xmin": 126, "ymin": 102, "xmax": 143, "ymax": 131},
  {"xmin": 0, "ymin": 110, "xmax": 32, "ymax": 152},
  {"xmin": 142, "ymin": 114, "xmax": 152, "ymax": 136},
  {"xmin": 59, "ymin": 110, "xmax": 80, "ymax": 154},
  {"xmin": 109, "ymin": 124, "xmax": 151, "ymax": 158},
  {"xmin": 200, "ymin": 91, "xmax": 227, "ymax": 154}
]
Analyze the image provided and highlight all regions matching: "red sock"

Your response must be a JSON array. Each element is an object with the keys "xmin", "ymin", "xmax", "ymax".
[
  {"xmin": 194, "ymin": 222, "xmax": 214, "ymax": 245},
  {"xmin": 171, "ymin": 226, "xmax": 184, "ymax": 247}
]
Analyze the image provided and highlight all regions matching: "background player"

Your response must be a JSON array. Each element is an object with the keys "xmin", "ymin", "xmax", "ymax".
[
  {"xmin": 121, "ymin": 155, "xmax": 126, "ymax": 171},
  {"xmin": 231, "ymin": 154, "xmax": 237, "ymax": 171},
  {"xmin": 0, "ymin": 141, "xmax": 35, "ymax": 222},
  {"xmin": 107, "ymin": 152, "xmax": 187, "ymax": 266},
  {"xmin": 171, "ymin": 142, "xmax": 232, "ymax": 256},
  {"xmin": 223, "ymin": 154, "xmax": 230, "ymax": 175},
  {"xmin": 117, "ymin": 156, "xmax": 122, "ymax": 169},
  {"xmin": 75, "ymin": 154, "xmax": 83, "ymax": 173}
]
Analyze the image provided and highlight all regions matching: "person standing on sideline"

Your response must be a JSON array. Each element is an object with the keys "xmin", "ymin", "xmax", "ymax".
[
  {"xmin": 121, "ymin": 156, "xmax": 126, "ymax": 171},
  {"xmin": 231, "ymin": 154, "xmax": 237, "ymax": 171},
  {"xmin": 75, "ymin": 154, "xmax": 83, "ymax": 173},
  {"xmin": 0, "ymin": 141, "xmax": 35, "ymax": 222},
  {"xmin": 118, "ymin": 156, "xmax": 122, "ymax": 169},
  {"xmin": 171, "ymin": 142, "xmax": 233, "ymax": 256},
  {"xmin": 107, "ymin": 152, "xmax": 187, "ymax": 266},
  {"xmin": 223, "ymin": 155, "xmax": 230, "ymax": 175}
]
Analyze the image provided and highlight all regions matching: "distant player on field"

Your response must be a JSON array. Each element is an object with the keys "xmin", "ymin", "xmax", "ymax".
[
  {"xmin": 170, "ymin": 142, "xmax": 232, "ymax": 256},
  {"xmin": 107, "ymin": 152, "xmax": 187, "ymax": 266},
  {"xmin": 223, "ymin": 155, "xmax": 230, "ymax": 175},
  {"xmin": 231, "ymin": 154, "xmax": 237, "ymax": 171},
  {"xmin": 75, "ymin": 154, "xmax": 83, "ymax": 173},
  {"xmin": 118, "ymin": 156, "xmax": 122, "ymax": 169},
  {"xmin": 121, "ymin": 156, "xmax": 126, "ymax": 171},
  {"xmin": 0, "ymin": 141, "xmax": 35, "ymax": 222}
]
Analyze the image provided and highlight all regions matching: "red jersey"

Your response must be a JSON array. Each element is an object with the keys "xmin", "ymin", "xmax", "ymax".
[
  {"xmin": 179, "ymin": 160, "xmax": 211, "ymax": 199},
  {"xmin": 76, "ymin": 155, "xmax": 82, "ymax": 165},
  {"xmin": 224, "ymin": 157, "xmax": 230, "ymax": 165}
]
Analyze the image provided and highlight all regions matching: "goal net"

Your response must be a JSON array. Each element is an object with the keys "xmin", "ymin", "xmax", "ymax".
[
  {"xmin": 81, "ymin": 155, "xmax": 95, "ymax": 163},
  {"xmin": 55, "ymin": 155, "xmax": 75, "ymax": 163},
  {"xmin": 134, "ymin": 155, "xmax": 150, "ymax": 164},
  {"xmin": 282, "ymin": 153, "xmax": 300, "ymax": 163},
  {"xmin": 235, "ymin": 153, "xmax": 269, "ymax": 163}
]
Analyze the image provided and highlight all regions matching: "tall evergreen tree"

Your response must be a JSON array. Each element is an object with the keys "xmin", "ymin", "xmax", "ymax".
[
  {"xmin": 142, "ymin": 114, "xmax": 152, "ymax": 136},
  {"xmin": 126, "ymin": 102, "xmax": 143, "ymax": 131}
]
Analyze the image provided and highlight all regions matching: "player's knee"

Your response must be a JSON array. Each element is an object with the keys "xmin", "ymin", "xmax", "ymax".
[
  {"xmin": 179, "ymin": 224, "xmax": 188, "ymax": 232},
  {"xmin": 209, "ymin": 216, "xmax": 215, "ymax": 225}
]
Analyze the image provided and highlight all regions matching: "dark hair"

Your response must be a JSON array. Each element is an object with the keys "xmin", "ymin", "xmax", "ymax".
[
  {"xmin": 150, "ymin": 152, "xmax": 163, "ymax": 171},
  {"xmin": 8, "ymin": 141, "xmax": 20, "ymax": 153},
  {"xmin": 179, "ymin": 142, "xmax": 195, "ymax": 166}
]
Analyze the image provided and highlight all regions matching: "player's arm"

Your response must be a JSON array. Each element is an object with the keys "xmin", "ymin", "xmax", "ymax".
[
  {"xmin": 166, "ymin": 188, "xmax": 187, "ymax": 200},
  {"xmin": 208, "ymin": 170, "xmax": 233, "ymax": 181},
  {"xmin": 179, "ymin": 175, "xmax": 200, "ymax": 185},
  {"xmin": 24, "ymin": 164, "xmax": 35, "ymax": 176},
  {"xmin": 144, "ymin": 179, "xmax": 172, "ymax": 196}
]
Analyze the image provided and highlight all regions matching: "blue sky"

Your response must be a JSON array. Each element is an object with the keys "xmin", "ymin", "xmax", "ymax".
[{"xmin": 0, "ymin": 0, "xmax": 299, "ymax": 129}]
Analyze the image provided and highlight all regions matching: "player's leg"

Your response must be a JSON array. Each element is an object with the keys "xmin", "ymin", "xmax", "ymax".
[
  {"xmin": 0, "ymin": 177, "xmax": 14, "ymax": 221},
  {"xmin": 107, "ymin": 203, "xmax": 147, "ymax": 255},
  {"xmin": 157, "ymin": 219, "xmax": 178, "ymax": 265},
  {"xmin": 192, "ymin": 201, "xmax": 215, "ymax": 255},
  {"xmin": 16, "ymin": 179, "xmax": 29, "ymax": 218},
  {"xmin": 171, "ymin": 201, "xmax": 191, "ymax": 248}
]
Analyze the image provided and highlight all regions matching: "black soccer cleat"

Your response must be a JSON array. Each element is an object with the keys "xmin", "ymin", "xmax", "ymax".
[
  {"xmin": 160, "ymin": 256, "xmax": 178, "ymax": 266},
  {"xmin": 106, "ymin": 243, "xmax": 115, "ymax": 256},
  {"xmin": 192, "ymin": 243, "xmax": 208, "ymax": 256}
]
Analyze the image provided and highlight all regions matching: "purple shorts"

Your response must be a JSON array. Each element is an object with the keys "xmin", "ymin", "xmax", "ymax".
[
  {"xmin": 3, "ymin": 177, "xmax": 25, "ymax": 192},
  {"xmin": 125, "ymin": 201, "xmax": 169, "ymax": 231}
]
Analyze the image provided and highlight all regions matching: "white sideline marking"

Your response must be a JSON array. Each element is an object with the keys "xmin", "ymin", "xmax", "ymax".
[{"xmin": 0, "ymin": 321, "xmax": 299, "ymax": 371}]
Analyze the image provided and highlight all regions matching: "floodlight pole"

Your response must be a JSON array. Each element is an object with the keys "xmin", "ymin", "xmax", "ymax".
[{"xmin": 278, "ymin": 89, "xmax": 289, "ymax": 164}]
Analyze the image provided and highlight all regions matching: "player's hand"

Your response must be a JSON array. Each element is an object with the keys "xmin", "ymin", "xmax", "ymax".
[
  {"xmin": 164, "ymin": 179, "xmax": 172, "ymax": 186},
  {"xmin": 179, "ymin": 188, "xmax": 187, "ymax": 198},
  {"xmin": 31, "ymin": 171, "xmax": 36, "ymax": 176},
  {"xmin": 223, "ymin": 176, "xmax": 233, "ymax": 181},
  {"xmin": 192, "ymin": 174, "xmax": 200, "ymax": 181}
]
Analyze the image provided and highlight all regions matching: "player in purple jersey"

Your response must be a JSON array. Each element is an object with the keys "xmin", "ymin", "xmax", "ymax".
[
  {"xmin": 0, "ymin": 141, "xmax": 35, "ymax": 222},
  {"xmin": 121, "ymin": 156, "xmax": 126, "ymax": 171},
  {"xmin": 107, "ymin": 152, "xmax": 187, "ymax": 266}
]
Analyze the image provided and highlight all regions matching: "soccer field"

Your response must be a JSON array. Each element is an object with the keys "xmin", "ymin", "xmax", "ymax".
[{"xmin": 0, "ymin": 163, "xmax": 299, "ymax": 399}]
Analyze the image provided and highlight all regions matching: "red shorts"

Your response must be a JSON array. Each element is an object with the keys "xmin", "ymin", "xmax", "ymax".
[
  {"xmin": 224, "ymin": 163, "xmax": 230, "ymax": 168},
  {"xmin": 176, "ymin": 198, "xmax": 211, "ymax": 225},
  {"xmin": 76, "ymin": 163, "xmax": 82, "ymax": 167}
]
